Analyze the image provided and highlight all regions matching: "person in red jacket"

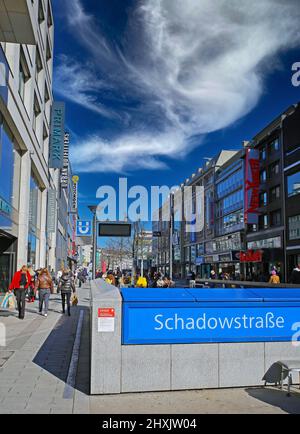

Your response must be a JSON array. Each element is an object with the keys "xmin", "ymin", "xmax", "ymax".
[{"xmin": 9, "ymin": 265, "xmax": 31, "ymax": 319}]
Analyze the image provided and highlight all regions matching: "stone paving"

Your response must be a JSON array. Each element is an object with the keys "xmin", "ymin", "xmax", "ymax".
[{"xmin": 1, "ymin": 283, "xmax": 300, "ymax": 414}]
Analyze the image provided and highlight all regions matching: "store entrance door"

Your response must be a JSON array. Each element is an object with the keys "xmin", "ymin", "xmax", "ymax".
[{"xmin": 0, "ymin": 252, "xmax": 15, "ymax": 293}]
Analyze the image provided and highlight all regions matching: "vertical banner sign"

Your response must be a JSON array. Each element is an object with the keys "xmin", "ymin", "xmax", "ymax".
[
  {"xmin": 60, "ymin": 133, "xmax": 69, "ymax": 189},
  {"xmin": 47, "ymin": 189, "xmax": 57, "ymax": 233},
  {"xmin": 71, "ymin": 175, "xmax": 79, "ymax": 212},
  {"xmin": 244, "ymin": 148, "xmax": 260, "ymax": 225},
  {"xmin": 49, "ymin": 102, "xmax": 65, "ymax": 169}
]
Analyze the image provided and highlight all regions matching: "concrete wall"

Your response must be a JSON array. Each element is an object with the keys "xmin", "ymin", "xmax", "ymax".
[{"xmin": 90, "ymin": 280, "xmax": 300, "ymax": 395}]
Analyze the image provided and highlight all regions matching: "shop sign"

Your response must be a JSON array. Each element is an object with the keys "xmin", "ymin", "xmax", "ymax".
[
  {"xmin": 60, "ymin": 133, "xmax": 69, "ymax": 189},
  {"xmin": 71, "ymin": 175, "xmax": 79, "ymax": 212},
  {"xmin": 195, "ymin": 257, "xmax": 204, "ymax": 265},
  {"xmin": 46, "ymin": 189, "xmax": 57, "ymax": 233},
  {"xmin": 49, "ymin": 102, "xmax": 65, "ymax": 169},
  {"xmin": 244, "ymin": 148, "xmax": 260, "ymax": 224},
  {"xmin": 238, "ymin": 250, "xmax": 263, "ymax": 263}
]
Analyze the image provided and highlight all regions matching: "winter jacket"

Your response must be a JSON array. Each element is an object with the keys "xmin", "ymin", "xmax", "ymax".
[
  {"xmin": 290, "ymin": 268, "xmax": 300, "ymax": 284},
  {"xmin": 35, "ymin": 274, "xmax": 54, "ymax": 291},
  {"xmin": 59, "ymin": 273, "xmax": 75, "ymax": 293},
  {"xmin": 9, "ymin": 270, "xmax": 31, "ymax": 291}
]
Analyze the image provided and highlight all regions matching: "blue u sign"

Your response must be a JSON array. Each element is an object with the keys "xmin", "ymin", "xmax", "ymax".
[{"xmin": 76, "ymin": 220, "xmax": 92, "ymax": 237}]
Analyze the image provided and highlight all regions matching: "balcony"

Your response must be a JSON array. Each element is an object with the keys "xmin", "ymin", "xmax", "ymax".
[{"xmin": 0, "ymin": 0, "xmax": 35, "ymax": 44}]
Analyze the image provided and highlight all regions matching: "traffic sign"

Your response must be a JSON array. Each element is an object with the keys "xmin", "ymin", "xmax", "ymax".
[{"xmin": 76, "ymin": 220, "xmax": 92, "ymax": 237}]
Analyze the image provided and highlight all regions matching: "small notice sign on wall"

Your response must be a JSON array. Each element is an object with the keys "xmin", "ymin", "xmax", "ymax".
[{"xmin": 98, "ymin": 308, "xmax": 115, "ymax": 332}]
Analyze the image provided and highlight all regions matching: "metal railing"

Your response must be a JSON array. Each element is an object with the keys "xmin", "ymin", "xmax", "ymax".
[{"xmin": 188, "ymin": 279, "xmax": 300, "ymax": 289}]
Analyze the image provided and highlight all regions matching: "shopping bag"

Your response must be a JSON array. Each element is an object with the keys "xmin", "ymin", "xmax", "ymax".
[
  {"xmin": 8, "ymin": 293, "xmax": 16, "ymax": 309},
  {"xmin": 71, "ymin": 293, "xmax": 78, "ymax": 306},
  {"xmin": 1, "ymin": 292, "xmax": 10, "ymax": 309},
  {"xmin": 1, "ymin": 292, "xmax": 15, "ymax": 309}
]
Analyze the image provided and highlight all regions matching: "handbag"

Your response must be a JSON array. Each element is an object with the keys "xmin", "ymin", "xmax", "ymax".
[{"xmin": 71, "ymin": 293, "xmax": 78, "ymax": 306}]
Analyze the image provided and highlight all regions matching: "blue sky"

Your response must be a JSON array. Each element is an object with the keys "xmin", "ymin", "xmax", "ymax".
[{"xmin": 52, "ymin": 0, "xmax": 300, "ymax": 225}]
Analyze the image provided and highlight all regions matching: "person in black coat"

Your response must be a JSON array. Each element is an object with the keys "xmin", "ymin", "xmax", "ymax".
[{"xmin": 290, "ymin": 265, "xmax": 300, "ymax": 284}]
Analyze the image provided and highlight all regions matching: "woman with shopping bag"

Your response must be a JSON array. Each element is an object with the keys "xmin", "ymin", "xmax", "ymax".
[
  {"xmin": 8, "ymin": 265, "xmax": 31, "ymax": 319},
  {"xmin": 58, "ymin": 268, "xmax": 75, "ymax": 316}
]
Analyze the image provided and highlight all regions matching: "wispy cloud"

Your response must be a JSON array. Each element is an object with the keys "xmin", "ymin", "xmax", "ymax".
[{"xmin": 58, "ymin": 0, "xmax": 300, "ymax": 173}]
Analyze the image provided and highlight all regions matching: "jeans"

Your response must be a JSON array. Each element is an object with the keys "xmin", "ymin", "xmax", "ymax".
[
  {"xmin": 61, "ymin": 292, "xmax": 71, "ymax": 315},
  {"xmin": 14, "ymin": 289, "xmax": 26, "ymax": 319},
  {"xmin": 39, "ymin": 289, "xmax": 51, "ymax": 314}
]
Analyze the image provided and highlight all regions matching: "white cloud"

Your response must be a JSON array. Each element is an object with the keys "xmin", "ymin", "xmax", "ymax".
[{"xmin": 59, "ymin": 0, "xmax": 300, "ymax": 173}]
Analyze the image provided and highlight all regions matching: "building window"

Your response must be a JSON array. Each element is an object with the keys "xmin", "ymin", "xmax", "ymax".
[
  {"xmin": 260, "ymin": 170, "xmax": 267, "ymax": 183},
  {"xmin": 46, "ymin": 38, "xmax": 52, "ymax": 61},
  {"xmin": 270, "ymin": 185, "xmax": 280, "ymax": 202},
  {"xmin": 289, "ymin": 215, "xmax": 300, "ymax": 240},
  {"xmin": 33, "ymin": 94, "xmax": 41, "ymax": 132},
  {"xmin": 269, "ymin": 161, "xmax": 280, "ymax": 178},
  {"xmin": 260, "ymin": 147, "xmax": 266, "ymax": 161},
  {"xmin": 43, "ymin": 124, "xmax": 48, "ymax": 140},
  {"xmin": 44, "ymin": 83, "xmax": 50, "ymax": 103},
  {"xmin": 259, "ymin": 192, "xmax": 267, "ymax": 207},
  {"xmin": 269, "ymin": 138, "xmax": 280, "ymax": 153},
  {"xmin": 35, "ymin": 46, "xmax": 43, "ymax": 81},
  {"xmin": 47, "ymin": 0, "xmax": 53, "ymax": 27},
  {"xmin": 0, "ymin": 122, "xmax": 14, "ymax": 205},
  {"xmin": 38, "ymin": 0, "xmax": 45, "ymax": 24},
  {"xmin": 270, "ymin": 210, "xmax": 281, "ymax": 227},
  {"xmin": 259, "ymin": 214, "xmax": 268, "ymax": 230},
  {"xmin": 19, "ymin": 49, "xmax": 30, "ymax": 101},
  {"xmin": 287, "ymin": 171, "xmax": 300, "ymax": 197}
]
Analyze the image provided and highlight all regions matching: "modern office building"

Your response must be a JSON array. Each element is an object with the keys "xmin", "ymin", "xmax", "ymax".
[
  {"xmin": 156, "ymin": 102, "xmax": 300, "ymax": 284},
  {"xmin": 284, "ymin": 103, "xmax": 300, "ymax": 278},
  {"xmin": 0, "ymin": 0, "xmax": 55, "ymax": 292},
  {"xmin": 180, "ymin": 151, "xmax": 238, "ymax": 278},
  {"xmin": 245, "ymin": 103, "xmax": 300, "ymax": 282}
]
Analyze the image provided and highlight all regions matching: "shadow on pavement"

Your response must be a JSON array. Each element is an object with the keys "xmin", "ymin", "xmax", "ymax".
[
  {"xmin": 32, "ymin": 305, "xmax": 90, "ymax": 395},
  {"xmin": 246, "ymin": 387, "xmax": 300, "ymax": 414}
]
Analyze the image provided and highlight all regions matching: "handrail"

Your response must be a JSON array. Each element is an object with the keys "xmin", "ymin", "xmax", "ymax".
[{"xmin": 193, "ymin": 279, "xmax": 300, "ymax": 289}]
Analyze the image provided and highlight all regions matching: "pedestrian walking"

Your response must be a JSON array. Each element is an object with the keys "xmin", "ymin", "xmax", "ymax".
[
  {"xmin": 9, "ymin": 265, "xmax": 31, "ymax": 319},
  {"xmin": 27, "ymin": 265, "xmax": 36, "ymax": 303},
  {"xmin": 35, "ymin": 268, "xmax": 53, "ymax": 317},
  {"xmin": 58, "ymin": 268, "xmax": 75, "ymax": 316}
]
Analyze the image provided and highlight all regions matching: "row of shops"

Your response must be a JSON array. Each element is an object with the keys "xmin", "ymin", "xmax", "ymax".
[{"xmin": 153, "ymin": 103, "xmax": 300, "ymax": 283}]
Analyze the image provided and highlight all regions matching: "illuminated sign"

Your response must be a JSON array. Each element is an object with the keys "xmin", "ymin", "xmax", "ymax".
[{"xmin": 244, "ymin": 148, "xmax": 260, "ymax": 224}]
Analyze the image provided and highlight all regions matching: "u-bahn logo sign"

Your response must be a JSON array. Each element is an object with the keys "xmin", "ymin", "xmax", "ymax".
[{"xmin": 76, "ymin": 220, "xmax": 92, "ymax": 237}]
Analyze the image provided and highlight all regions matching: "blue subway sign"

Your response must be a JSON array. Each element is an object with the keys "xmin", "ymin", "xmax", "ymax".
[
  {"xmin": 121, "ymin": 288, "xmax": 300, "ymax": 345},
  {"xmin": 76, "ymin": 220, "xmax": 92, "ymax": 237}
]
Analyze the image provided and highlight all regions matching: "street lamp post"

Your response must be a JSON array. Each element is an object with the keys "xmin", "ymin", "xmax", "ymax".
[{"xmin": 88, "ymin": 205, "xmax": 98, "ymax": 280}]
